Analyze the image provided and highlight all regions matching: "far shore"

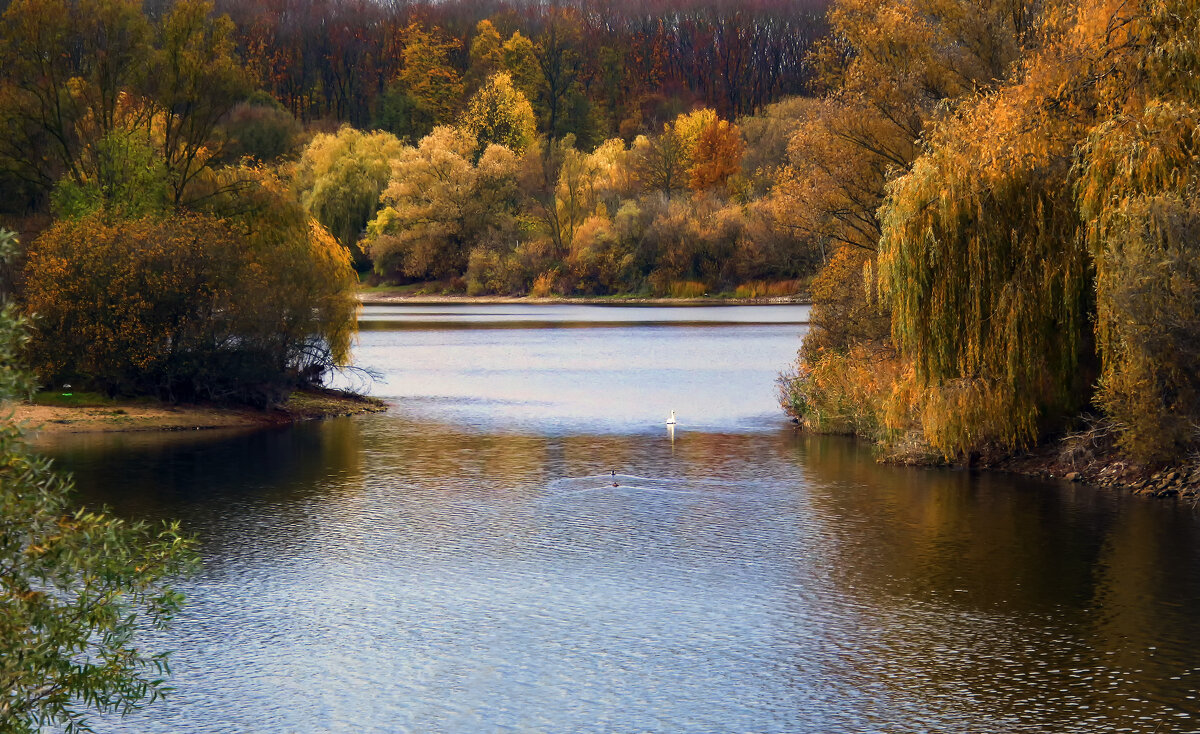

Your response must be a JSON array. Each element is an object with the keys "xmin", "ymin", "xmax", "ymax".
[
  {"xmin": 10, "ymin": 388, "xmax": 388, "ymax": 436},
  {"xmin": 358, "ymin": 290, "xmax": 810, "ymax": 306}
]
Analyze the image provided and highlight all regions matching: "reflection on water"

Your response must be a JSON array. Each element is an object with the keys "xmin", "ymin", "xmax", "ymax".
[{"xmin": 36, "ymin": 305, "xmax": 1200, "ymax": 733}]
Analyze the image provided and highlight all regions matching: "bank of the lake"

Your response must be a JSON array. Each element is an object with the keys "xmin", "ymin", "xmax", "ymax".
[
  {"xmin": 358, "ymin": 287, "xmax": 810, "ymax": 307},
  {"xmin": 980, "ymin": 436, "xmax": 1200, "ymax": 501},
  {"xmin": 12, "ymin": 388, "xmax": 386, "ymax": 435}
]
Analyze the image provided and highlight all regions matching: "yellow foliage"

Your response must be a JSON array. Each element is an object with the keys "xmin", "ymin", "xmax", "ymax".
[
  {"xmin": 459, "ymin": 72, "xmax": 536, "ymax": 155},
  {"xmin": 668, "ymin": 281, "xmax": 707, "ymax": 298},
  {"xmin": 530, "ymin": 270, "xmax": 558, "ymax": 298},
  {"xmin": 780, "ymin": 345, "xmax": 903, "ymax": 441},
  {"xmin": 366, "ymin": 126, "xmax": 521, "ymax": 280},
  {"xmin": 734, "ymin": 280, "xmax": 802, "ymax": 299}
]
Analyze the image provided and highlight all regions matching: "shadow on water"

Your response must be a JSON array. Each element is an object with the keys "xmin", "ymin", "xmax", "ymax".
[{"xmin": 789, "ymin": 434, "xmax": 1200, "ymax": 731}]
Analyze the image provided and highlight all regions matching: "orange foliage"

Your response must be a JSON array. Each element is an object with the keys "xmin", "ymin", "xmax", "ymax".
[{"xmin": 689, "ymin": 119, "xmax": 744, "ymax": 192}]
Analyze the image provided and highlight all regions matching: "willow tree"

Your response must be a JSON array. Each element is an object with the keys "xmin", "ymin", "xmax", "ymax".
[
  {"xmin": 1073, "ymin": 0, "xmax": 1200, "ymax": 461},
  {"xmin": 293, "ymin": 127, "xmax": 405, "ymax": 264},
  {"xmin": 875, "ymin": 0, "xmax": 1155, "ymax": 457},
  {"xmin": 877, "ymin": 110, "xmax": 1092, "ymax": 456},
  {"xmin": 777, "ymin": 0, "xmax": 1040, "ymax": 441}
]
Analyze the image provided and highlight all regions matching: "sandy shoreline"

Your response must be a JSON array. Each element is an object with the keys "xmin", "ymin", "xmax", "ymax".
[{"xmin": 9, "ymin": 389, "xmax": 388, "ymax": 435}]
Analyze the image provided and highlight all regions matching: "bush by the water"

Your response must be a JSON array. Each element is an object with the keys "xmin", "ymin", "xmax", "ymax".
[{"xmin": 22, "ymin": 205, "xmax": 356, "ymax": 406}]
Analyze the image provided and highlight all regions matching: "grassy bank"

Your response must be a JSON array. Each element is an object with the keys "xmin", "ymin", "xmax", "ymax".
[{"xmin": 10, "ymin": 387, "xmax": 387, "ymax": 435}]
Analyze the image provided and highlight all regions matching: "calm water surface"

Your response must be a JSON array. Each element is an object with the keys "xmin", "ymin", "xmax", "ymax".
[{"xmin": 38, "ymin": 304, "xmax": 1200, "ymax": 733}]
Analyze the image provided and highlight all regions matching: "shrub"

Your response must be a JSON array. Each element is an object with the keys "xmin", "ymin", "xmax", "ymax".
[
  {"xmin": 779, "ymin": 344, "xmax": 902, "ymax": 441},
  {"xmin": 22, "ymin": 206, "xmax": 356, "ymax": 406},
  {"xmin": 668, "ymin": 280, "xmax": 707, "ymax": 298}
]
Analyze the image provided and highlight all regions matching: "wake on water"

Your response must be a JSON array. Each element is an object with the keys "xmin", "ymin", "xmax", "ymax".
[{"xmin": 539, "ymin": 473, "xmax": 700, "ymax": 500}]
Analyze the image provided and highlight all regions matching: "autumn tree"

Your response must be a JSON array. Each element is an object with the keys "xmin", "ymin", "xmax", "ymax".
[
  {"xmin": 394, "ymin": 22, "xmax": 464, "ymax": 134},
  {"xmin": 1, "ymin": 230, "xmax": 198, "ymax": 732},
  {"xmin": 778, "ymin": 0, "xmax": 1044, "ymax": 451},
  {"xmin": 151, "ymin": 0, "xmax": 251, "ymax": 204},
  {"xmin": 532, "ymin": 6, "xmax": 586, "ymax": 142},
  {"xmin": 689, "ymin": 117, "xmax": 744, "ymax": 191},
  {"xmin": 632, "ymin": 125, "xmax": 688, "ymax": 198},
  {"xmin": 365, "ymin": 127, "xmax": 521, "ymax": 282},
  {"xmin": 294, "ymin": 127, "xmax": 405, "ymax": 264},
  {"xmin": 501, "ymin": 30, "xmax": 541, "ymax": 105},
  {"xmin": 24, "ymin": 168, "xmax": 357, "ymax": 404},
  {"xmin": 467, "ymin": 19, "xmax": 504, "ymax": 90},
  {"xmin": 519, "ymin": 133, "xmax": 599, "ymax": 259},
  {"xmin": 872, "ymin": 0, "xmax": 1199, "ymax": 459},
  {"xmin": 0, "ymin": 0, "xmax": 153, "ymax": 190},
  {"xmin": 460, "ymin": 72, "xmax": 536, "ymax": 156},
  {"xmin": 1074, "ymin": 0, "xmax": 1200, "ymax": 461}
]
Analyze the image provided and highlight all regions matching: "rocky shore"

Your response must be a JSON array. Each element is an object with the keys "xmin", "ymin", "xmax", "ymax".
[{"xmin": 983, "ymin": 431, "xmax": 1200, "ymax": 501}]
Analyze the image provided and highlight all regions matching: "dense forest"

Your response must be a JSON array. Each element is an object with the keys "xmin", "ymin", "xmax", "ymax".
[{"xmin": 0, "ymin": 0, "xmax": 830, "ymax": 306}]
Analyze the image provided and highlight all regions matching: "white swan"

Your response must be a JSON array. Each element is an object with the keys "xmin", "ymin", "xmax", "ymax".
[{"xmin": 666, "ymin": 410, "xmax": 677, "ymax": 425}]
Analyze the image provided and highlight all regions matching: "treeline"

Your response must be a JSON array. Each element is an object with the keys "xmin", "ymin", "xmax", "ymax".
[
  {"xmin": 779, "ymin": 0, "xmax": 1200, "ymax": 465},
  {"xmin": 0, "ymin": 0, "xmax": 830, "ymax": 402},
  {"xmin": 217, "ymin": 0, "xmax": 826, "ymax": 136},
  {"xmin": 297, "ymin": 97, "xmax": 818, "ymax": 296}
]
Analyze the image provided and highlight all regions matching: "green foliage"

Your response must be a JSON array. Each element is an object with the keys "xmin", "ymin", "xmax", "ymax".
[
  {"xmin": 0, "ymin": 0, "xmax": 248, "ymax": 207},
  {"xmin": 31, "ymin": 390, "xmax": 117, "ymax": 407},
  {"xmin": 50, "ymin": 128, "xmax": 170, "ymax": 220},
  {"xmin": 373, "ymin": 83, "xmax": 429, "ymax": 142},
  {"xmin": 0, "ymin": 230, "xmax": 198, "ymax": 733},
  {"xmin": 294, "ymin": 127, "xmax": 405, "ymax": 262},
  {"xmin": 220, "ymin": 93, "xmax": 303, "ymax": 163}
]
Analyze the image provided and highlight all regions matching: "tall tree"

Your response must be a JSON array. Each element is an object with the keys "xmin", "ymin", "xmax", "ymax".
[
  {"xmin": 532, "ymin": 5, "xmax": 582, "ymax": 141},
  {"xmin": 152, "ymin": 0, "xmax": 251, "ymax": 205},
  {"xmin": 0, "ymin": 0, "xmax": 152, "ymax": 190}
]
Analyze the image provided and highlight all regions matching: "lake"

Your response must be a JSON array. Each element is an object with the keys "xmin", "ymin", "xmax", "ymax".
[{"xmin": 39, "ymin": 304, "xmax": 1200, "ymax": 733}]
